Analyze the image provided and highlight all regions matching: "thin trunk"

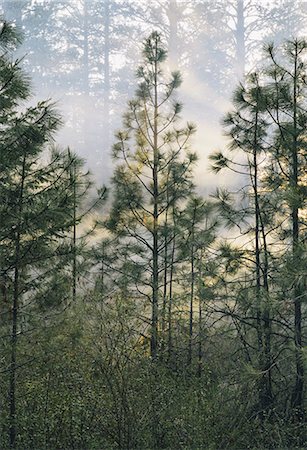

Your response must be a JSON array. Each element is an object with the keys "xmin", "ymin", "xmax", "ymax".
[
  {"xmin": 82, "ymin": 0, "xmax": 92, "ymax": 156},
  {"xmin": 166, "ymin": 0, "xmax": 178, "ymax": 68},
  {"xmin": 103, "ymin": 0, "xmax": 111, "ymax": 177},
  {"xmin": 253, "ymin": 101, "xmax": 273, "ymax": 412},
  {"xmin": 291, "ymin": 44, "xmax": 304, "ymax": 416},
  {"xmin": 9, "ymin": 153, "xmax": 27, "ymax": 448},
  {"xmin": 197, "ymin": 249, "xmax": 203, "ymax": 378},
  {"xmin": 259, "ymin": 208, "xmax": 273, "ymax": 410},
  {"xmin": 167, "ymin": 223, "xmax": 176, "ymax": 364},
  {"xmin": 252, "ymin": 106, "xmax": 262, "ymax": 351},
  {"xmin": 83, "ymin": 0, "xmax": 90, "ymax": 97},
  {"xmin": 188, "ymin": 207, "xmax": 196, "ymax": 366},
  {"xmin": 161, "ymin": 210, "xmax": 169, "ymax": 334},
  {"xmin": 72, "ymin": 163, "xmax": 77, "ymax": 303},
  {"xmin": 151, "ymin": 38, "xmax": 159, "ymax": 359},
  {"xmin": 161, "ymin": 171, "xmax": 171, "ymax": 348},
  {"xmin": 235, "ymin": 0, "xmax": 246, "ymax": 79}
]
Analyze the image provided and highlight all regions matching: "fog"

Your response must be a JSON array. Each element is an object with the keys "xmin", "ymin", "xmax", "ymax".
[{"xmin": 2, "ymin": 0, "xmax": 307, "ymax": 191}]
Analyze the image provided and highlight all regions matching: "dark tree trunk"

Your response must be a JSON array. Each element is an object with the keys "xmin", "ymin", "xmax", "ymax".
[
  {"xmin": 161, "ymin": 178, "xmax": 170, "ymax": 345},
  {"xmin": 167, "ymin": 226, "xmax": 176, "ymax": 364},
  {"xmin": 9, "ymin": 153, "xmax": 26, "ymax": 448},
  {"xmin": 197, "ymin": 250, "xmax": 203, "ymax": 378},
  {"xmin": 71, "ymin": 160, "xmax": 77, "ymax": 303},
  {"xmin": 290, "ymin": 43, "xmax": 304, "ymax": 417},
  {"xmin": 188, "ymin": 206, "xmax": 196, "ymax": 366},
  {"xmin": 259, "ymin": 212, "xmax": 273, "ymax": 412},
  {"xmin": 252, "ymin": 99, "xmax": 273, "ymax": 413},
  {"xmin": 151, "ymin": 46, "xmax": 159, "ymax": 359}
]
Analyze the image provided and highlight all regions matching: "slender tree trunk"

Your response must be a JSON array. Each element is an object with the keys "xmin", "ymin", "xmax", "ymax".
[
  {"xmin": 166, "ymin": 0, "xmax": 178, "ymax": 68},
  {"xmin": 253, "ymin": 140, "xmax": 263, "ymax": 376},
  {"xmin": 161, "ymin": 198, "xmax": 169, "ymax": 338},
  {"xmin": 259, "ymin": 212, "xmax": 273, "ymax": 410},
  {"xmin": 151, "ymin": 42, "xmax": 159, "ymax": 359},
  {"xmin": 291, "ymin": 44, "xmax": 304, "ymax": 416},
  {"xmin": 235, "ymin": 0, "xmax": 246, "ymax": 79},
  {"xmin": 9, "ymin": 153, "xmax": 26, "ymax": 448},
  {"xmin": 188, "ymin": 207, "xmax": 196, "ymax": 366},
  {"xmin": 9, "ymin": 247, "xmax": 19, "ymax": 448},
  {"xmin": 167, "ymin": 224, "xmax": 176, "ymax": 364},
  {"xmin": 197, "ymin": 249, "xmax": 203, "ymax": 378},
  {"xmin": 72, "ymin": 162, "xmax": 77, "ymax": 303},
  {"xmin": 259, "ymin": 177, "xmax": 273, "ymax": 408},
  {"xmin": 103, "ymin": 0, "xmax": 111, "ymax": 178},
  {"xmin": 257, "ymin": 160, "xmax": 273, "ymax": 409},
  {"xmin": 83, "ymin": 0, "xmax": 90, "ymax": 97},
  {"xmin": 252, "ymin": 110, "xmax": 261, "ymax": 339},
  {"xmin": 161, "ymin": 169, "xmax": 172, "ymax": 353},
  {"xmin": 252, "ymin": 101, "xmax": 273, "ymax": 413},
  {"xmin": 82, "ymin": 0, "xmax": 93, "ymax": 157},
  {"xmin": 161, "ymin": 236, "xmax": 168, "ymax": 326}
]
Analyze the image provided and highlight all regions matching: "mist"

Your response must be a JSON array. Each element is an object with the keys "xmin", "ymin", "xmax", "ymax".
[{"xmin": 2, "ymin": 0, "xmax": 306, "ymax": 192}]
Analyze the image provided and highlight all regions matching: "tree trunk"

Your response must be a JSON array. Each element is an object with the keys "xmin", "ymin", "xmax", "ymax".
[
  {"xmin": 72, "ymin": 160, "xmax": 77, "ymax": 303},
  {"xmin": 9, "ymin": 153, "xmax": 26, "ymax": 448},
  {"xmin": 290, "ymin": 43, "xmax": 304, "ymax": 417},
  {"xmin": 166, "ymin": 0, "xmax": 178, "ymax": 68},
  {"xmin": 103, "ymin": 0, "xmax": 111, "ymax": 178},
  {"xmin": 161, "ymin": 202, "xmax": 169, "ymax": 335},
  {"xmin": 235, "ymin": 0, "xmax": 246, "ymax": 79},
  {"xmin": 83, "ymin": 0, "xmax": 90, "ymax": 97},
  {"xmin": 167, "ymin": 224, "xmax": 176, "ymax": 364},
  {"xmin": 151, "ymin": 42, "xmax": 159, "ymax": 359},
  {"xmin": 197, "ymin": 249, "xmax": 203, "ymax": 378},
  {"xmin": 259, "ymin": 211, "xmax": 273, "ymax": 412},
  {"xmin": 252, "ymin": 101, "xmax": 273, "ymax": 413},
  {"xmin": 188, "ymin": 206, "xmax": 196, "ymax": 366}
]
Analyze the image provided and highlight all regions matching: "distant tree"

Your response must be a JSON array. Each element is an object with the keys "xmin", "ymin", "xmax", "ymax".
[
  {"xmin": 138, "ymin": 0, "xmax": 197, "ymax": 69},
  {"xmin": 0, "ymin": 0, "xmax": 142, "ymax": 175},
  {"xmin": 184, "ymin": 0, "xmax": 306, "ymax": 118}
]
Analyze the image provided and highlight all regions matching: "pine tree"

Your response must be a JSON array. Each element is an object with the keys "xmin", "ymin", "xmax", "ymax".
[
  {"xmin": 178, "ymin": 196, "xmax": 218, "ymax": 368},
  {"xmin": 262, "ymin": 39, "xmax": 307, "ymax": 418},
  {"xmin": 0, "ymin": 18, "xmax": 95, "ymax": 447},
  {"xmin": 210, "ymin": 72, "xmax": 275, "ymax": 414},
  {"xmin": 107, "ymin": 31, "xmax": 197, "ymax": 359},
  {"xmin": 209, "ymin": 39, "xmax": 307, "ymax": 423}
]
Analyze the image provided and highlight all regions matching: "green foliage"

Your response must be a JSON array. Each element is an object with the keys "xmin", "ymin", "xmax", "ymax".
[{"xmin": 0, "ymin": 15, "xmax": 305, "ymax": 450}]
